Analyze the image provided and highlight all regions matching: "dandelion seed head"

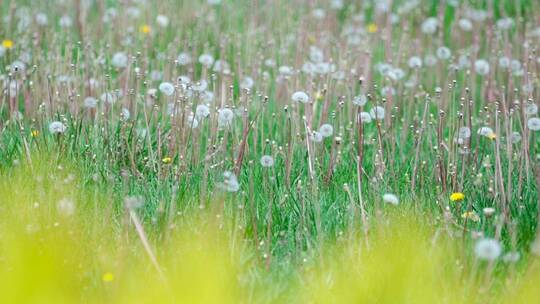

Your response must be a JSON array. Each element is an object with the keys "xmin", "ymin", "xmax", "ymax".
[
  {"xmin": 408, "ymin": 56, "xmax": 422, "ymax": 68},
  {"xmin": 369, "ymin": 106, "xmax": 385, "ymax": 120},
  {"xmin": 382, "ymin": 193, "xmax": 399, "ymax": 205},
  {"xmin": 477, "ymin": 126, "xmax": 494, "ymax": 137},
  {"xmin": 159, "ymin": 82, "xmax": 175, "ymax": 96},
  {"xmin": 260, "ymin": 155, "xmax": 274, "ymax": 167},
  {"xmin": 83, "ymin": 97, "xmax": 97, "ymax": 109},
  {"xmin": 111, "ymin": 52, "xmax": 128, "ymax": 68},
  {"xmin": 318, "ymin": 124, "xmax": 334, "ymax": 138},
  {"xmin": 474, "ymin": 238, "xmax": 502, "ymax": 261},
  {"xmin": 524, "ymin": 103, "xmax": 538, "ymax": 116},
  {"xmin": 57, "ymin": 198, "xmax": 75, "ymax": 217},
  {"xmin": 292, "ymin": 91, "xmax": 309, "ymax": 104},
  {"xmin": 421, "ymin": 17, "xmax": 438, "ymax": 34},
  {"xmin": 474, "ymin": 59, "xmax": 490, "ymax": 76},
  {"xmin": 352, "ymin": 94, "xmax": 367, "ymax": 106},
  {"xmin": 310, "ymin": 131, "xmax": 323, "ymax": 143},
  {"xmin": 527, "ymin": 117, "xmax": 540, "ymax": 131},
  {"xmin": 177, "ymin": 52, "xmax": 192, "ymax": 65},
  {"xmin": 359, "ymin": 112, "xmax": 372, "ymax": 123},
  {"xmin": 49, "ymin": 121, "xmax": 66, "ymax": 134},
  {"xmin": 199, "ymin": 54, "xmax": 215, "ymax": 67},
  {"xmin": 156, "ymin": 15, "xmax": 169, "ymax": 27}
]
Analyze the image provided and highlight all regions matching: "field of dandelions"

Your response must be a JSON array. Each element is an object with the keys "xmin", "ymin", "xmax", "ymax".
[{"xmin": 1, "ymin": 0, "xmax": 540, "ymax": 302}]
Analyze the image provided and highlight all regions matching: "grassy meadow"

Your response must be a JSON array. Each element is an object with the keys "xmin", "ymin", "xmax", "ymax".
[{"xmin": 1, "ymin": 0, "xmax": 540, "ymax": 302}]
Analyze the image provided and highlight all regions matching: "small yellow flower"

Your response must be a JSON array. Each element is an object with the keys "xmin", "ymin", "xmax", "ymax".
[
  {"xmin": 2, "ymin": 39, "xmax": 14, "ymax": 49},
  {"xmin": 315, "ymin": 92, "xmax": 324, "ymax": 101},
  {"xmin": 102, "ymin": 272, "xmax": 114, "ymax": 282},
  {"xmin": 461, "ymin": 211, "xmax": 480, "ymax": 222},
  {"xmin": 450, "ymin": 192, "xmax": 465, "ymax": 202},
  {"xmin": 31, "ymin": 130, "xmax": 40, "ymax": 137},
  {"xmin": 367, "ymin": 23, "xmax": 378, "ymax": 33},
  {"xmin": 487, "ymin": 133, "xmax": 497, "ymax": 140},
  {"xmin": 162, "ymin": 156, "xmax": 172, "ymax": 164},
  {"xmin": 140, "ymin": 25, "xmax": 151, "ymax": 34}
]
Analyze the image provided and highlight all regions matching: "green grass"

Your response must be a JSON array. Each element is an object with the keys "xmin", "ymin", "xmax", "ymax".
[{"xmin": 1, "ymin": 0, "xmax": 540, "ymax": 302}]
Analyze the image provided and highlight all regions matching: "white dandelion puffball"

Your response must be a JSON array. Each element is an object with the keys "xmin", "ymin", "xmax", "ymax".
[
  {"xmin": 177, "ymin": 52, "xmax": 192, "ymax": 65},
  {"xmin": 309, "ymin": 46, "xmax": 324, "ymax": 63},
  {"xmin": 49, "ymin": 121, "xmax": 66, "ymax": 134},
  {"xmin": 192, "ymin": 80, "xmax": 208, "ymax": 92},
  {"xmin": 352, "ymin": 95, "xmax": 367, "ymax": 107},
  {"xmin": 100, "ymin": 92, "xmax": 117, "ymax": 104},
  {"xmin": 510, "ymin": 132, "xmax": 522, "ymax": 144},
  {"xmin": 156, "ymin": 15, "xmax": 169, "ymax": 27},
  {"xmin": 502, "ymin": 251, "xmax": 520, "ymax": 263},
  {"xmin": 83, "ymin": 97, "xmax": 97, "ymax": 109},
  {"xmin": 527, "ymin": 117, "xmax": 540, "ymax": 131},
  {"xmin": 198, "ymin": 53, "xmax": 215, "ymax": 67},
  {"xmin": 483, "ymin": 207, "xmax": 496, "ymax": 217},
  {"xmin": 370, "ymin": 106, "xmax": 385, "ymax": 120},
  {"xmin": 150, "ymin": 70, "xmax": 163, "ymax": 81},
  {"xmin": 474, "ymin": 238, "xmax": 502, "ymax": 261},
  {"xmin": 496, "ymin": 17, "xmax": 514, "ymax": 30},
  {"xmin": 499, "ymin": 56, "xmax": 510, "ymax": 68},
  {"xmin": 436, "ymin": 46, "xmax": 451, "ymax": 60},
  {"xmin": 260, "ymin": 155, "xmax": 275, "ymax": 167},
  {"xmin": 200, "ymin": 91, "xmax": 214, "ymax": 103},
  {"xmin": 458, "ymin": 18, "xmax": 472, "ymax": 31},
  {"xmin": 57, "ymin": 198, "xmax": 75, "ymax": 217},
  {"xmin": 278, "ymin": 65, "xmax": 294, "ymax": 76},
  {"xmin": 159, "ymin": 82, "xmax": 175, "ymax": 96},
  {"xmin": 383, "ymin": 193, "xmax": 399, "ymax": 205},
  {"xmin": 474, "ymin": 59, "xmax": 490, "ymax": 76},
  {"xmin": 11, "ymin": 60, "xmax": 26, "ymax": 72},
  {"xmin": 36, "ymin": 12, "xmax": 48, "ymax": 26},
  {"xmin": 310, "ymin": 131, "xmax": 323, "ymax": 143},
  {"xmin": 213, "ymin": 60, "xmax": 230, "ymax": 73},
  {"xmin": 59, "ymin": 15, "xmax": 73, "ymax": 28},
  {"xmin": 219, "ymin": 171, "xmax": 240, "ymax": 192},
  {"xmin": 121, "ymin": 108, "xmax": 131, "ymax": 120},
  {"xmin": 458, "ymin": 126, "xmax": 471, "ymax": 139},
  {"xmin": 524, "ymin": 103, "xmax": 538, "ymax": 116},
  {"xmin": 477, "ymin": 126, "xmax": 494, "ymax": 137},
  {"xmin": 240, "ymin": 76, "xmax": 254, "ymax": 90},
  {"xmin": 319, "ymin": 124, "xmax": 334, "ymax": 138},
  {"xmin": 195, "ymin": 104, "xmax": 210, "ymax": 119},
  {"xmin": 421, "ymin": 17, "xmax": 438, "ymax": 34},
  {"xmin": 187, "ymin": 115, "xmax": 199, "ymax": 129},
  {"xmin": 292, "ymin": 91, "xmax": 309, "ymax": 104},
  {"xmin": 111, "ymin": 52, "xmax": 128, "ymax": 68},
  {"xmin": 218, "ymin": 108, "xmax": 234, "ymax": 126},
  {"xmin": 408, "ymin": 56, "xmax": 422, "ymax": 68},
  {"xmin": 359, "ymin": 112, "xmax": 372, "ymax": 123}
]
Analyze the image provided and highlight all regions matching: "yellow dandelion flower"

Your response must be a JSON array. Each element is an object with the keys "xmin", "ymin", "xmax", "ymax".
[
  {"xmin": 367, "ymin": 23, "xmax": 378, "ymax": 33},
  {"xmin": 2, "ymin": 39, "xmax": 14, "ymax": 49},
  {"xmin": 140, "ymin": 25, "xmax": 151, "ymax": 34},
  {"xmin": 162, "ymin": 156, "xmax": 172, "ymax": 164},
  {"xmin": 31, "ymin": 130, "xmax": 40, "ymax": 137},
  {"xmin": 487, "ymin": 133, "xmax": 497, "ymax": 140},
  {"xmin": 102, "ymin": 272, "xmax": 114, "ymax": 282},
  {"xmin": 450, "ymin": 192, "xmax": 465, "ymax": 202},
  {"xmin": 315, "ymin": 92, "xmax": 324, "ymax": 101},
  {"xmin": 461, "ymin": 211, "xmax": 480, "ymax": 222}
]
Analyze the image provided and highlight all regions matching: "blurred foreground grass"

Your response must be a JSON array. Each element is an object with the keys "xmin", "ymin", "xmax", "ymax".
[{"xmin": 1, "ymin": 156, "xmax": 539, "ymax": 303}]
